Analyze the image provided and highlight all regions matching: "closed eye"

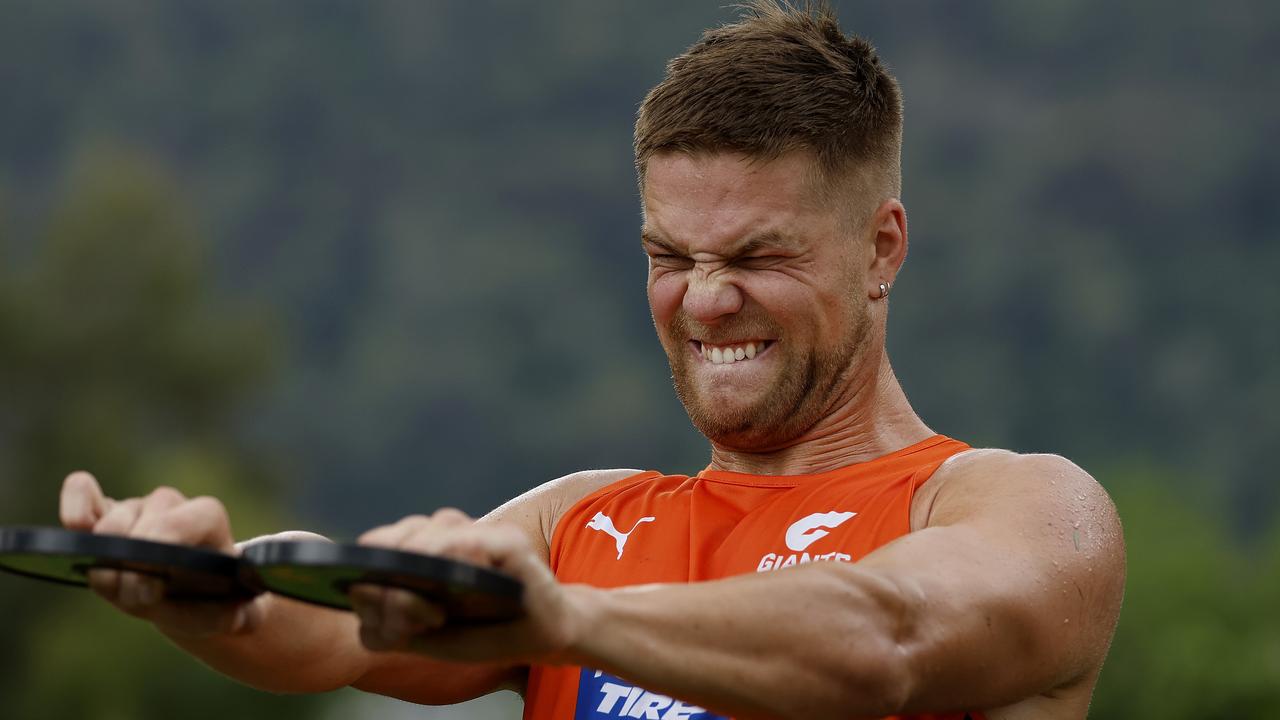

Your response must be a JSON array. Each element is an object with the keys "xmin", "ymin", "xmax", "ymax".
[
  {"xmin": 736, "ymin": 255, "xmax": 787, "ymax": 270},
  {"xmin": 648, "ymin": 253, "xmax": 695, "ymax": 270}
]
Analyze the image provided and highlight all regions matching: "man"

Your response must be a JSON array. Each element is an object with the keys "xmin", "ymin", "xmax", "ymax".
[{"xmin": 58, "ymin": 3, "xmax": 1125, "ymax": 718}]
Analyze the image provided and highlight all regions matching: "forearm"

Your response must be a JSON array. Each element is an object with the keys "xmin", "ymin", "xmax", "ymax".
[
  {"xmin": 563, "ymin": 563, "xmax": 911, "ymax": 720},
  {"xmin": 163, "ymin": 590, "xmax": 519, "ymax": 702},
  {"xmin": 161, "ymin": 592, "xmax": 371, "ymax": 694},
  {"xmin": 149, "ymin": 531, "xmax": 373, "ymax": 693}
]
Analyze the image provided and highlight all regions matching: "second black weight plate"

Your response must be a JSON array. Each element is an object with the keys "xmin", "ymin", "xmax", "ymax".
[{"xmin": 241, "ymin": 541, "xmax": 524, "ymax": 624}]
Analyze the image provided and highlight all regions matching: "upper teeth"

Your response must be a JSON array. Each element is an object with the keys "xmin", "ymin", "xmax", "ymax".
[{"xmin": 702, "ymin": 341, "xmax": 765, "ymax": 365}]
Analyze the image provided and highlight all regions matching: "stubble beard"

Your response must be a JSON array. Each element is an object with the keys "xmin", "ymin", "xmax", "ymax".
[{"xmin": 664, "ymin": 300, "xmax": 873, "ymax": 451}]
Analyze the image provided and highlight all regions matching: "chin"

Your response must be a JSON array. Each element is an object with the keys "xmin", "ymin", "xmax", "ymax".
[
  {"xmin": 672, "ymin": 355, "xmax": 830, "ymax": 451},
  {"xmin": 682, "ymin": 395, "xmax": 800, "ymax": 449},
  {"xmin": 694, "ymin": 417, "xmax": 803, "ymax": 452}
]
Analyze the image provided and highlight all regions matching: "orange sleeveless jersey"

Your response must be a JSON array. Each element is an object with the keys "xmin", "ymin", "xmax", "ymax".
[{"xmin": 523, "ymin": 435, "xmax": 986, "ymax": 720}]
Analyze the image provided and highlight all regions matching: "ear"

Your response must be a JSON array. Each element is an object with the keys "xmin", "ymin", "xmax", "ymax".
[{"xmin": 866, "ymin": 198, "xmax": 907, "ymax": 299}]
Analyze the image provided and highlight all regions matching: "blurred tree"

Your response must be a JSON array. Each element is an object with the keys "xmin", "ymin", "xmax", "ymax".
[
  {"xmin": 0, "ymin": 148, "xmax": 322, "ymax": 718},
  {"xmin": 1092, "ymin": 470, "xmax": 1280, "ymax": 718}
]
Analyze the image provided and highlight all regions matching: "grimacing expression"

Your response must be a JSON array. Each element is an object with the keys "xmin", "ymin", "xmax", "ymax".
[{"xmin": 641, "ymin": 151, "xmax": 876, "ymax": 449}]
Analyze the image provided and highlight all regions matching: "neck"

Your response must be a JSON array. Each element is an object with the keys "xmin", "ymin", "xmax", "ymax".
[{"xmin": 706, "ymin": 350, "xmax": 934, "ymax": 476}]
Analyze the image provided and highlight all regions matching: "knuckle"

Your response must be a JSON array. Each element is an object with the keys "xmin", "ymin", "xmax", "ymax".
[
  {"xmin": 147, "ymin": 486, "xmax": 185, "ymax": 504},
  {"xmin": 87, "ymin": 568, "xmax": 120, "ymax": 599},
  {"xmin": 186, "ymin": 496, "xmax": 227, "ymax": 518},
  {"xmin": 144, "ymin": 514, "xmax": 186, "ymax": 542},
  {"xmin": 383, "ymin": 587, "xmax": 422, "ymax": 616},
  {"xmin": 432, "ymin": 508, "xmax": 471, "ymax": 524},
  {"xmin": 398, "ymin": 514, "xmax": 432, "ymax": 528},
  {"xmin": 401, "ymin": 527, "xmax": 447, "ymax": 554},
  {"xmin": 114, "ymin": 575, "xmax": 146, "ymax": 614},
  {"xmin": 348, "ymin": 583, "xmax": 384, "ymax": 607},
  {"xmin": 447, "ymin": 534, "xmax": 488, "ymax": 558},
  {"xmin": 358, "ymin": 526, "xmax": 399, "ymax": 546},
  {"xmin": 94, "ymin": 502, "xmax": 139, "ymax": 534}
]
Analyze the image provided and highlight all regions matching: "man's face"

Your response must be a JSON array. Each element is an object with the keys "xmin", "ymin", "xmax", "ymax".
[{"xmin": 642, "ymin": 151, "xmax": 876, "ymax": 450}]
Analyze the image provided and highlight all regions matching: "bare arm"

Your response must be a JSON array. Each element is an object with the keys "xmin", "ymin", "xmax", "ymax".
[
  {"xmin": 57, "ymin": 473, "xmax": 362, "ymax": 692},
  {"xmin": 559, "ymin": 452, "xmax": 1124, "ymax": 718},
  {"xmin": 58, "ymin": 468, "xmax": 636, "ymax": 702},
  {"xmin": 380, "ymin": 453, "xmax": 1123, "ymax": 718}
]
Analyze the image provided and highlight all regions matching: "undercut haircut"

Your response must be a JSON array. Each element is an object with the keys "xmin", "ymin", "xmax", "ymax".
[{"xmin": 635, "ymin": 0, "xmax": 903, "ymax": 200}]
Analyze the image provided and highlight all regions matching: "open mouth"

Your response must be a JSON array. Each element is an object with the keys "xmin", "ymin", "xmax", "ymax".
[{"xmin": 691, "ymin": 339, "xmax": 775, "ymax": 365}]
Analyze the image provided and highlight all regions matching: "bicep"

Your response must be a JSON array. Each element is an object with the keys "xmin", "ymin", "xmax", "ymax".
[{"xmin": 857, "ymin": 453, "xmax": 1125, "ymax": 711}]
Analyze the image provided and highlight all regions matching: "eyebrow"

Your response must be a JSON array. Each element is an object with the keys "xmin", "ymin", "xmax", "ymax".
[
  {"xmin": 640, "ymin": 228, "xmax": 801, "ymax": 256},
  {"xmin": 737, "ymin": 231, "xmax": 802, "ymax": 255},
  {"xmin": 640, "ymin": 229, "xmax": 678, "ymax": 253}
]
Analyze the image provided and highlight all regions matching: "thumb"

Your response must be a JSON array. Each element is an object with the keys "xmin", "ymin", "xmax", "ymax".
[{"xmin": 60, "ymin": 472, "xmax": 113, "ymax": 531}]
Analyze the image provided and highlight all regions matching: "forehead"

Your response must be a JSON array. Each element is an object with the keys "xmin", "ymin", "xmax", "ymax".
[{"xmin": 641, "ymin": 151, "xmax": 833, "ymax": 251}]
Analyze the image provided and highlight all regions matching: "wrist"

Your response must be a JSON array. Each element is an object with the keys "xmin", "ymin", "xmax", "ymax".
[{"xmin": 553, "ymin": 583, "xmax": 609, "ymax": 667}]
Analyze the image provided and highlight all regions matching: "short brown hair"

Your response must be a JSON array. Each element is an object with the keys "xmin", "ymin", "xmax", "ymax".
[{"xmin": 635, "ymin": 1, "xmax": 903, "ymax": 198}]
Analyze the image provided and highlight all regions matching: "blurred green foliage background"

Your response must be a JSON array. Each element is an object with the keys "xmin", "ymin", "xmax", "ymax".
[{"xmin": 0, "ymin": 1, "xmax": 1276, "ymax": 718}]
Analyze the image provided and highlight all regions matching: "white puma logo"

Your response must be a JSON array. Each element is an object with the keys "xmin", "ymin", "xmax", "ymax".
[
  {"xmin": 785, "ymin": 511, "xmax": 857, "ymax": 551},
  {"xmin": 586, "ymin": 512, "xmax": 656, "ymax": 559}
]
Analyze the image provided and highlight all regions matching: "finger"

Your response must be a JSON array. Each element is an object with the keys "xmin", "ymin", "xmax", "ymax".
[
  {"xmin": 349, "ymin": 583, "xmax": 446, "ymax": 651},
  {"xmin": 60, "ymin": 472, "xmax": 112, "ymax": 530},
  {"xmin": 116, "ymin": 570, "xmax": 163, "ymax": 615},
  {"xmin": 93, "ymin": 498, "xmax": 144, "ymax": 536},
  {"xmin": 349, "ymin": 582, "xmax": 388, "ymax": 635},
  {"xmin": 451, "ymin": 523, "xmax": 556, "ymax": 595},
  {"xmin": 357, "ymin": 515, "xmax": 430, "ymax": 548},
  {"xmin": 87, "ymin": 569, "xmax": 166, "ymax": 623},
  {"xmin": 95, "ymin": 570, "xmax": 262, "ymax": 634},
  {"xmin": 419, "ymin": 521, "xmax": 525, "ymax": 567},
  {"xmin": 88, "ymin": 569, "xmax": 165, "ymax": 620},
  {"xmin": 485, "ymin": 524, "xmax": 540, "ymax": 572},
  {"xmin": 87, "ymin": 567, "xmax": 122, "ymax": 603},
  {"xmin": 393, "ymin": 525, "xmax": 452, "ymax": 560},
  {"xmin": 128, "ymin": 486, "xmax": 187, "ymax": 538},
  {"xmin": 378, "ymin": 588, "xmax": 445, "ymax": 644},
  {"xmin": 135, "ymin": 486, "xmax": 187, "ymax": 518},
  {"xmin": 431, "ymin": 507, "xmax": 474, "ymax": 527},
  {"xmin": 388, "ymin": 513, "xmax": 484, "ymax": 560},
  {"xmin": 441, "ymin": 526, "xmax": 503, "ymax": 567},
  {"xmin": 389, "ymin": 525, "xmax": 490, "ymax": 570},
  {"xmin": 356, "ymin": 508, "xmax": 472, "ymax": 549},
  {"xmin": 133, "ymin": 496, "xmax": 235, "ymax": 553}
]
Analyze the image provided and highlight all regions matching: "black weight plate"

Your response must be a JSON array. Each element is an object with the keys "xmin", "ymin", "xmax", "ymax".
[
  {"xmin": 0, "ymin": 526, "xmax": 259, "ymax": 601},
  {"xmin": 241, "ymin": 541, "xmax": 524, "ymax": 624}
]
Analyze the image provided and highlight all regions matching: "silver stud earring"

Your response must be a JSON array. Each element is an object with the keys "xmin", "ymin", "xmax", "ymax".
[{"xmin": 877, "ymin": 282, "xmax": 890, "ymax": 299}]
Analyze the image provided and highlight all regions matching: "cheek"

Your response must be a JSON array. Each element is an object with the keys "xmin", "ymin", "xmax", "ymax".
[
  {"xmin": 648, "ymin": 273, "xmax": 686, "ymax": 324},
  {"xmin": 746, "ymin": 275, "xmax": 850, "ymax": 340},
  {"xmin": 746, "ymin": 276, "xmax": 809, "ymax": 320}
]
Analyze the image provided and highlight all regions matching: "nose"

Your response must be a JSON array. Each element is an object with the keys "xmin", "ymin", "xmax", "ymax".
[{"xmin": 682, "ymin": 270, "xmax": 744, "ymax": 325}]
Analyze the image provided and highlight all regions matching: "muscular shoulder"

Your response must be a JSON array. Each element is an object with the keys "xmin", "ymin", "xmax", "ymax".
[
  {"xmin": 909, "ymin": 449, "xmax": 1126, "ymax": 686},
  {"xmin": 913, "ymin": 448, "xmax": 1118, "ymax": 532},
  {"xmin": 482, "ymin": 469, "xmax": 647, "ymax": 557},
  {"xmin": 913, "ymin": 449, "xmax": 1126, "ymax": 608}
]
